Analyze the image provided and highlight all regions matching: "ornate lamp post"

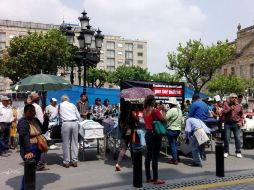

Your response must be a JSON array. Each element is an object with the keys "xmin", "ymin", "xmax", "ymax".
[{"xmin": 60, "ymin": 10, "xmax": 104, "ymax": 94}]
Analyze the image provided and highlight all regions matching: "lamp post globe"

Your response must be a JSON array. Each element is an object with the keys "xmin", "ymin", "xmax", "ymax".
[{"xmin": 60, "ymin": 10, "xmax": 104, "ymax": 94}]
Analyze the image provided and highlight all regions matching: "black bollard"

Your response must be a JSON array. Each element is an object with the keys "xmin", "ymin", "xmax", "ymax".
[
  {"xmin": 133, "ymin": 149, "xmax": 142, "ymax": 188},
  {"xmin": 24, "ymin": 159, "xmax": 36, "ymax": 190},
  {"xmin": 215, "ymin": 141, "xmax": 224, "ymax": 177}
]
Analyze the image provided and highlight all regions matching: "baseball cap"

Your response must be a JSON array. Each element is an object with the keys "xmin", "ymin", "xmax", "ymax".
[
  {"xmin": 229, "ymin": 93, "xmax": 238, "ymax": 98},
  {"xmin": 51, "ymin": 98, "xmax": 57, "ymax": 102}
]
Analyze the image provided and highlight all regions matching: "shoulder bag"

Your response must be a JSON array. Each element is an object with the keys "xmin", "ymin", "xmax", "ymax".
[
  {"xmin": 30, "ymin": 123, "xmax": 48, "ymax": 152},
  {"xmin": 152, "ymin": 109, "xmax": 167, "ymax": 136},
  {"xmin": 193, "ymin": 120, "xmax": 209, "ymax": 145}
]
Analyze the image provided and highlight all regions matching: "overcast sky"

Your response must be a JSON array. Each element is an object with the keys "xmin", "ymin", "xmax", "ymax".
[{"xmin": 0, "ymin": 0, "xmax": 253, "ymax": 74}]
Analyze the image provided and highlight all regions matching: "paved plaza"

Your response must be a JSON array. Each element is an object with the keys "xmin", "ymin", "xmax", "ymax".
[{"xmin": 1, "ymin": 140, "xmax": 254, "ymax": 190}]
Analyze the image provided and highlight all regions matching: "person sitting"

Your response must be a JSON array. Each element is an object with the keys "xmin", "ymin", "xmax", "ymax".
[
  {"xmin": 76, "ymin": 93, "xmax": 90, "ymax": 121},
  {"xmin": 102, "ymin": 99, "xmax": 112, "ymax": 118}
]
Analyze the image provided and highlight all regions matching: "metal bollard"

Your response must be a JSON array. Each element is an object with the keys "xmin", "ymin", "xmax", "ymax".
[
  {"xmin": 133, "ymin": 149, "xmax": 142, "ymax": 188},
  {"xmin": 215, "ymin": 141, "xmax": 224, "ymax": 177},
  {"xmin": 24, "ymin": 159, "xmax": 36, "ymax": 190}
]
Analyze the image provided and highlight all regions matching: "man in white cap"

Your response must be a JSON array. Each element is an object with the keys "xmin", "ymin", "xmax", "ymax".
[
  {"xmin": 0, "ymin": 96, "xmax": 14, "ymax": 156},
  {"xmin": 45, "ymin": 98, "xmax": 59, "ymax": 150},
  {"xmin": 45, "ymin": 98, "xmax": 58, "ymax": 120}
]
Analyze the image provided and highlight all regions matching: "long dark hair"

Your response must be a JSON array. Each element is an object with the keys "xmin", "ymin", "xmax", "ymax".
[{"xmin": 144, "ymin": 95, "xmax": 155, "ymax": 109}]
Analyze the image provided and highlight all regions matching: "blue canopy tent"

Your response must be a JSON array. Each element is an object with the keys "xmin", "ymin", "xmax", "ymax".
[{"xmin": 46, "ymin": 85, "xmax": 208, "ymax": 106}]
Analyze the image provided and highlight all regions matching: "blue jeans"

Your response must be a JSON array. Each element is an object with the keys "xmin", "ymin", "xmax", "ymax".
[
  {"xmin": 144, "ymin": 131, "xmax": 162, "ymax": 181},
  {"xmin": 0, "ymin": 123, "xmax": 10, "ymax": 152},
  {"xmin": 224, "ymin": 123, "xmax": 241, "ymax": 154},
  {"xmin": 166, "ymin": 129, "xmax": 180, "ymax": 161},
  {"xmin": 191, "ymin": 137, "xmax": 202, "ymax": 165}
]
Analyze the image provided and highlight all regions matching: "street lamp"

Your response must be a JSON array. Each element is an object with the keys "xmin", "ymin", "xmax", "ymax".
[{"xmin": 60, "ymin": 10, "xmax": 104, "ymax": 94}]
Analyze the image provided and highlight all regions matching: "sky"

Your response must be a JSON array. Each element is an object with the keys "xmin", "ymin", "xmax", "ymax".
[{"xmin": 0, "ymin": 0, "xmax": 253, "ymax": 74}]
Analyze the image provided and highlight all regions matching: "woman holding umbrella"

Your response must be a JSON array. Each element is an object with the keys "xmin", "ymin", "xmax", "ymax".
[{"xmin": 143, "ymin": 95, "xmax": 166, "ymax": 185}]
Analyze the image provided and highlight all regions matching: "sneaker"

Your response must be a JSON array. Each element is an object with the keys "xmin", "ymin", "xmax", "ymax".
[
  {"xmin": 224, "ymin": 153, "xmax": 229, "ymax": 158},
  {"xmin": 115, "ymin": 164, "xmax": 121, "ymax": 171},
  {"xmin": 236, "ymin": 153, "xmax": 242, "ymax": 158},
  {"xmin": 49, "ymin": 145, "xmax": 59, "ymax": 150}
]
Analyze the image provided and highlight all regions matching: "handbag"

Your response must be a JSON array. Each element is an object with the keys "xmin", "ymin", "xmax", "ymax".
[
  {"xmin": 194, "ymin": 128, "xmax": 209, "ymax": 145},
  {"xmin": 30, "ymin": 123, "xmax": 48, "ymax": 152},
  {"xmin": 50, "ymin": 104, "xmax": 62, "ymax": 139},
  {"xmin": 36, "ymin": 134, "xmax": 48, "ymax": 152},
  {"xmin": 152, "ymin": 110, "xmax": 167, "ymax": 136},
  {"xmin": 50, "ymin": 125, "xmax": 62, "ymax": 139}
]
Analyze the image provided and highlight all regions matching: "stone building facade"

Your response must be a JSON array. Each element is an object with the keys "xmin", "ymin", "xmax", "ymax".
[{"xmin": 0, "ymin": 19, "xmax": 147, "ymax": 90}]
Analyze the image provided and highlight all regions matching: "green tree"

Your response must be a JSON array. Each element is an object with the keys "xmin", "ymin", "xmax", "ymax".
[
  {"xmin": 1, "ymin": 29, "xmax": 73, "ymax": 83},
  {"xmin": 207, "ymin": 74, "xmax": 245, "ymax": 97},
  {"xmin": 86, "ymin": 67, "xmax": 108, "ymax": 88},
  {"xmin": 109, "ymin": 65, "xmax": 151, "ymax": 85},
  {"xmin": 167, "ymin": 39, "xmax": 235, "ymax": 93},
  {"xmin": 151, "ymin": 72, "xmax": 181, "ymax": 82}
]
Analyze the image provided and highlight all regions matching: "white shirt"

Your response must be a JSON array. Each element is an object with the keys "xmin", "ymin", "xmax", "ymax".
[
  {"xmin": 33, "ymin": 103, "xmax": 44, "ymax": 124},
  {"xmin": 50, "ymin": 101, "xmax": 80, "ymax": 122},
  {"xmin": 0, "ymin": 105, "xmax": 14, "ymax": 123},
  {"xmin": 45, "ymin": 104, "xmax": 58, "ymax": 120}
]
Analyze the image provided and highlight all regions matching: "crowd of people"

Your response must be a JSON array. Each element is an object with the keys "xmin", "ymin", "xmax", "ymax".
[{"xmin": 0, "ymin": 90, "xmax": 246, "ymax": 187}]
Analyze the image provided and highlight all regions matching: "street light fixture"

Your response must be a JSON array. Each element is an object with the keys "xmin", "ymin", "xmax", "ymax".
[{"xmin": 60, "ymin": 10, "xmax": 104, "ymax": 94}]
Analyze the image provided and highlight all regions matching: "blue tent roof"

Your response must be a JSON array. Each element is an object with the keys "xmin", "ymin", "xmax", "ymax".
[{"xmin": 46, "ymin": 85, "xmax": 208, "ymax": 105}]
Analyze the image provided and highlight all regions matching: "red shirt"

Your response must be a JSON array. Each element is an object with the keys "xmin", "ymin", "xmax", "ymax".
[{"xmin": 143, "ymin": 108, "xmax": 163, "ymax": 130}]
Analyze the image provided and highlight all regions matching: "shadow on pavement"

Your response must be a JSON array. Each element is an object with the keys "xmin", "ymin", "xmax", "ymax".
[{"xmin": 6, "ymin": 172, "xmax": 61, "ymax": 190}]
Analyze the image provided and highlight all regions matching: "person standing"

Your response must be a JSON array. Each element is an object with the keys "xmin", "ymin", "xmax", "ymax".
[
  {"xmin": 166, "ymin": 98, "xmax": 183, "ymax": 165},
  {"xmin": 17, "ymin": 104, "xmax": 43, "ymax": 190},
  {"xmin": 76, "ymin": 93, "xmax": 90, "ymax": 121},
  {"xmin": 31, "ymin": 93, "xmax": 44, "ymax": 125},
  {"xmin": 10, "ymin": 100, "xmax": 17, "ymax": 149},
  {"xmin": 45, "ymin": 98, "xmax": 58, "ymax": 150},
  {"xmin": 188, "ymin": 94, "xmax": 209, "ymax": 121},
  {"xmin": 91, "ymin": 98, "xmax": 104, "ymax": 124},
  {"xmin": 50, "ymin": 95, "xmax": 80, "ymax": 168},
  {"xmin": 0, "ymin": 96, "xmax": 13, "ymax": 156},
  {"xmin": 143, "ymin": 95, "xmax": 166, "ymax": 185},
  {"xmin": 222, "ymin": 93, "xmax": 243, "ymax": 158},
  {"xmin": 115, "ymin": 101, "xmax": 138, "ymax": 171}
]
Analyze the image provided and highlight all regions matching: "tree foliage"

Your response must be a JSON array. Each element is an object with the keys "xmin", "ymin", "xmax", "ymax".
[
  {"xmin": 207, "ymin": 74, "xmax": 245, "ymax": 97},
  {"xmin": 167, "ymin": 39, "xmax": 235, "ymax": 93},
  {"xmin": 108, "ymin": 65, "xmax": 151, "ymax": 85},
  {"xmin": 86, "ymin": 67, "xmax": 108, "ymax": 88},
  {"xmin": 151, "ymin": 72, "xmax": 181, "ymax": 82},
  {"xmin": 0, "ymin": 29, "xmax": 73, "ymax": 83}
]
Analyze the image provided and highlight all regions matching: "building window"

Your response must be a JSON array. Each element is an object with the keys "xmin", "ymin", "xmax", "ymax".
[
  {"xmin": 250, "ymin": 64, "xmax": 254, "ymax": 76},
  {"xmin": 240, "ymin": 65, "xmax": 245, "ymax": 76},
  {"xmin": 125, "ymin": 52, "xmax": 133, "ymax": 59},
  {"xmin": 137, "ymin": 52, "xmax": 143, "ymax": 57},
  {"xmin": 223, "ymin": 68, "xmax": 227, "ymax": 76},
  {"xmin": 106, "ymin": 42, "xmax": 115, "ymax": 50},
  {"xmin": 107, "ymin": 58, "xmax": 115, "ymax": 66},
  {"xmin": 107, "ymin": 50, "xmax": 115, "ymax": 58},
  {"xmin": 118, "ymin": 43, "xmax": 123, "ymax": 48},
  {"xmin": 125, "ymin": 43, "xmax": 133, "ymax": 51},
  {"xmin": 107, "ymin": 66, "xmax": 115, "ymax": 71},
  {"xmin": 137, "ymin": 44, "xmax": 143, "ymax": 49},
  {"xmin": 0, "ymin": 32, "xmax": 6, "ymax": 42},
  {"xmin": 138, "ymin": 60, "xmax": 143, "ymax": 64},
  {"xmin": 231, "ymin": 67, "xmax": 235, "ymax": 75},
  {"xmin": 118, "ymin": 60, "xmax": 123, "ymax": 64},
  {"xmin": 125, "ymin": 59, "xmax": 133, "ymax": 65},
  {"xmin": 0, "ymin": 42, "xmax": 6, "ymax": 50}
]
